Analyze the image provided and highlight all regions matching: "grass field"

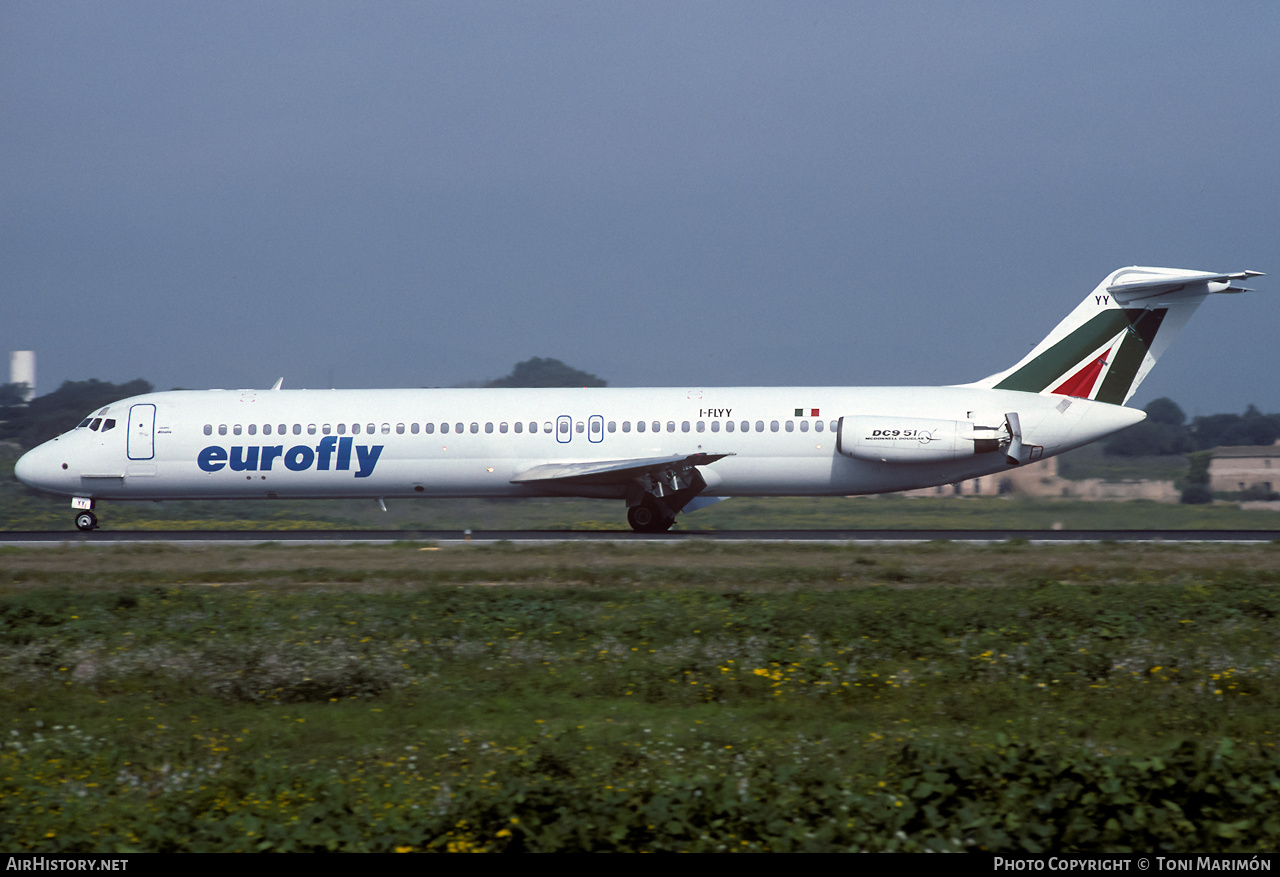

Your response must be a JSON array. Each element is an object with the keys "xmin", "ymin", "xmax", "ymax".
[{"xmin": 4, "ymin": 541, "xmax": 1280, "ymax": 851}]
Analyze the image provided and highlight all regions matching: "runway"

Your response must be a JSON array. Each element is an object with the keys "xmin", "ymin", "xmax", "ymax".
[{"xmin": 2, "ymin": 528, "xmax": 1278, "ymax": 545}]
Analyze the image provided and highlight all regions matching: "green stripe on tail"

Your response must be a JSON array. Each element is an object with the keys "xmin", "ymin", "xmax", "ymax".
[{"xmin": 993, "ymin": 308, "xmax": 1165, "ymax": 399}]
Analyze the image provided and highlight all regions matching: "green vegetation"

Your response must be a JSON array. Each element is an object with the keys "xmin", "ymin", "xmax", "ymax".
[
  {"xmin": 3, "ymin": 542, "xmax": 1280, "ymax": 851},
  {"xmin": 485, "ymin": 357, "xmax": 606, "ymax": 388},
  {"xmin": 1182, "ymin": 452, "xmax": 1214, "ymax": 505},
  {"xmin": 0, "ymin": 379, "xmax": 153, "ymax": 451},
  {"xmin": 1056, "ymin": 442, "xmax": 1190, "ymax": 483}
]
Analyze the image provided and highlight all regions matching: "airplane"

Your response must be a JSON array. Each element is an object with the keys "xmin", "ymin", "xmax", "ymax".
[{"xmin": 13, "ymin": 266, "xmax": 1263, "ymax": 533}]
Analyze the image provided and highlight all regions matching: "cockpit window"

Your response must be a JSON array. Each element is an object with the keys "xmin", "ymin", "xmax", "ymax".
[
  {"xmin": 78, "ymin": 419, "xmax": 92, "ymax": 428},
  {"xmin": 101, "ymin": 419, "xmax": 116, "ymax": 432},
  {"xmin": 89, "ymin": 418, "xmax": 102, "ymax": 431}
]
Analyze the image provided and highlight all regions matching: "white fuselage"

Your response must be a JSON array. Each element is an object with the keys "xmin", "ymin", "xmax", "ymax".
[{"xmin": 14, "ymin": 385, "xmax": 1143, "ymax": 503}]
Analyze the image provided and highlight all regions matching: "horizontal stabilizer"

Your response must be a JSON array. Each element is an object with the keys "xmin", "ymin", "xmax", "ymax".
[
  {"xmin": 511, "ymin": 452, "xmax": 732, "ymax": 486},
  {"xmin": 1107, "ymin": 270, "xmax": 1264, "ymax": 303}
]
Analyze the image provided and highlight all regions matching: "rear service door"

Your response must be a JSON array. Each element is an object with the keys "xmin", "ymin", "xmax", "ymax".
[{"xmin": 127, "ymin": 404, "xmax": 156, "ymax": 460}]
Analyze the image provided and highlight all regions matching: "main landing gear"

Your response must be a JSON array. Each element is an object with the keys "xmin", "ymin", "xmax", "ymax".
[
  {"xmin": 627, "ymin": 500, "xmax": 675, "ymax": 533},
  {"xmin": 623, "ymin": 455, "xmax": 723, "ymax": 533}
]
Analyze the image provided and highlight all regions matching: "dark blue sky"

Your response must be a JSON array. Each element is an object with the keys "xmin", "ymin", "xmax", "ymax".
[{"xmin": 3, "ymin": 2, "xmax": 1277, "ymax": 415}]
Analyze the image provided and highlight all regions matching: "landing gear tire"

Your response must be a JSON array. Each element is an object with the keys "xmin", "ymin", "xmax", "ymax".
[
  {"xmin": 75, "ymin": 511, "xmax": 98, "ymax": 532},
  {"xmin": 627, "ymin": 503, "xmax": 674, "ymax": 533}
]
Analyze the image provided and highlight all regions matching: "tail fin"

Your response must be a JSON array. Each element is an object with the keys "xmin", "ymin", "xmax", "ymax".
[{"xmin": 969, "ymin": 267, "xmax": 1262, "ymax": 405}]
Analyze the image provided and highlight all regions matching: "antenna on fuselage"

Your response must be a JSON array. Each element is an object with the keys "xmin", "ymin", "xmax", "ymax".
[{"xmin": 270, "ymin": 377, "xmax": 284, "ymax": 390}]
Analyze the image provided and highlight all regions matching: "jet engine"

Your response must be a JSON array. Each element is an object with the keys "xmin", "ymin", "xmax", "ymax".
[{"xmin": 837, "ymin": 415, "xmax": 1006, "ymax": 463}]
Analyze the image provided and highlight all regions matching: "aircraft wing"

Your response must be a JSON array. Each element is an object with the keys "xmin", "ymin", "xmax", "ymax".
[
  {"xmin": 510, "ymin": 452, "xmax": 732, "ymax": 486},
  {"xmin": 1107, "ymin": 270, "xmax": 1264, "ymax": 302}
]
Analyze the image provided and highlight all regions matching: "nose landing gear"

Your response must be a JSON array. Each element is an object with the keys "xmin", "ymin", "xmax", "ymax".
[{"xmin": 75, "ymin": 511, "xmax": 99, "ymax": 532}]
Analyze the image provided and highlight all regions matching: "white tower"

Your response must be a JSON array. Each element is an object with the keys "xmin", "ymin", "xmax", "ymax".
[{"xmin": 9, "ymin": 351, "xmax": 35, "ymax": 402}]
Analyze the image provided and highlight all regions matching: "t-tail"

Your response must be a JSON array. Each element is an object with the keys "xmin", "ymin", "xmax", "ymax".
[{"xmin": 969, "ymin": 267, "xmax": 1263, "ymax": 405}]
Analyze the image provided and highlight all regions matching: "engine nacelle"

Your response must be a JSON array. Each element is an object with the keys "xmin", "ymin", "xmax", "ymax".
[{"xmin": 837, "ymin": 415, "xmax": 1003, "ymax": 463}]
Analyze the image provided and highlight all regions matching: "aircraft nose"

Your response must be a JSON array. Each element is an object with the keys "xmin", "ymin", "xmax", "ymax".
[
  {"xmin": 13, "ymin": 448, "xmax": 38, "ymax": 487},
  {"xmin": 13, "ymin": 442, "xmax": 61, "ymax": 492}
]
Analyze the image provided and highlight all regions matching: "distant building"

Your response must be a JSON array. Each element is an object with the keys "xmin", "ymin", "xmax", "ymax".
[
  {"xmin": 899, "ymin": 454, "xmax": 1180, "ymax": 502},
  {"xmin": 1208, "ymin": 442, "xmax": 1280, "ymax": 494},
  {"xmin": 9, "ymin": 351, "xmax": 34, "ymax": 402}
]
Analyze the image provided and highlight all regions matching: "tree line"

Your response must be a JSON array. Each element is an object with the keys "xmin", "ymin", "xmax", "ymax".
[{"xmin": 1103, "ymin": 397, "xmax": 1280, "ymax": 457}]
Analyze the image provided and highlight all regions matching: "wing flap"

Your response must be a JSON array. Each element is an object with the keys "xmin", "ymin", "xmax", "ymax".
[{"xmin": 511, "ymin": 452, "xmax": 732, "ymax": 486}]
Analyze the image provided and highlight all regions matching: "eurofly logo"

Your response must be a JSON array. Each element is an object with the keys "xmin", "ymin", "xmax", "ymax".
[{"xmin": 197, "ymin": 437, "xmax": 384, "ymax": 478}]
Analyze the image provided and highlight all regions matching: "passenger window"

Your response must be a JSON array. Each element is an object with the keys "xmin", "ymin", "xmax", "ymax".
[
  {"xmin": 455, "ymin": 423, "xmax": 464, "ymax": 434},
  {"xmin": 652, "ymin": 421, "xmax": 660, "ymax": 433},
  {"xmin": 815, "ymin": 420, "xmax": 824, "ymax": 433},
  {"xmin": 425, "ymin": 423, "xmax": 435, "ymax": 434},
  {"xmin": 485, "ymin": 422, "xmax": 493, "ymax": 434},
  {"xmin": 369, "ymin": 424, "xmax": 377, "ymax": 435},
  {"xmin": 608, "ymin": 421, "xmax": 616, "ymax": 433},
  {"xmin": 543, "ymin": 422, "xmax": 552, "ymax": 433},
  {"xmin": 499, "ymin": 422, "xmax": 508, "ymax": 434},
  {"xmin": 800, "ymin": 420, "xmax": 809, "ymax": 432},
  {"xmin": 711, "ymin": 421, "xmax": 720, "ymax": 433},
  {"xmin": 278, "ymin": 424, "xmax": 286, "ymax": 435},
  {"xmin": 321, "ymin": 424, "xmax": 331, "ymax": 435},
  {"xmin": 514, "ymin": 422, "xmax": 522, "ymax": 434},
  {"xmin": 264, "ymin": 424, "xmax": 273, "ymax": 436},
  {"xmin": 681, "ymin": 421, "xmax": 690, "ymax": 432},
  {"xmin": 592, "ymin": 420, "xmax": 601, "ymax": 434},
  {"xmin": 219, "ymin": 424, "xmax": 228, "ymax": 436},
  {"xmin": 696, "ymin": 421, "xmax": 705, "ymax": 432},
  {"xmin": 396, "ymin": 423, "xmax": 405, "ymax": 434},
  {"xmin": 741, "ymin": 421, "xmax": 750, "ymax": 433},
  {"xmin": 248, "ymin": 424, "xmax": 257, "ymax": 435},
  {"xmin": 469, "ymin": 423, "xmax": 478, "ymax": 434},
  {"xmin": 622, "ymin": 421, "xmax": 631, "ymax": 433},
  {"xmin": 756, "ymin": 421, "xmax": 764, "ymax": 432},
  {"xmin": 410, "ymin": 423, "xmax": 419, "ymax": 434},
  {"xmin": 725, "ymin": 421, "xmax": 734, "ymax": 432},
  {"xmin": 830, "ymin": 420, "xmax": 838, "ymax": 433},
  {"xmin": 529, "ymin": 422, "xmax": 538, "ymax": 433},
  {"xmin": 203, "ymin": 424, "xmax": 212, "ymax": 436},
  {"xmin": 336, "ymin": 423, "xmax": 345, "ymax": 435},
  {"xmin": 770, "ymin": 421, "xmax": 779, "ymax": 432},
  {"xmin": 307, "ymin": 424, "xmax": 317, "ymax": 435},
  {"xmin": 292, "ymin": 424, "xmax": 302, "ymax": 435},
  {"xmin": 233, "ymin": 424, "xmax": 242, "ymax": 435},
  {"xmin": 575, "ymin": 422, "xmax": 584, "ymax": 433},
  {"xmin": 559, "ymin": 421, "xmax": 569, "ymax": 435},
  {"xmin": 666, "ymin": 421, "xmax": 675, "ymax": 433},
  {"xmin": 637, "ymin": 421, "xmax": 645, "ymax": 433},
  {"xmin": 441, "ymin": 423, "xmax": 450, "ymax": 434},
  {"xmin": 785, "ymin": 421, "xmax": 794, "ymax": 432},
  {"xmin": 352, "ymin": 423, "xmax": 361, "ymax": 435},
  {"xmin": 382, "ymin": 424, "xmax": 391, "ymax": 435}
]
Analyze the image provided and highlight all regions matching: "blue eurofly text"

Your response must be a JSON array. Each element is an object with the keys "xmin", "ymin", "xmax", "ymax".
[{"xmin": 197, "ymin": 437, "xmax": 384, "ymax": 478}]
